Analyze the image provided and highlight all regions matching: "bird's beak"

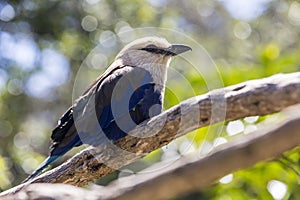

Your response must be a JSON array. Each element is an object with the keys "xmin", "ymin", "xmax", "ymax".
[{"xmin": 168, "ymin": 44, "xmax": 192, "ymax": 56}]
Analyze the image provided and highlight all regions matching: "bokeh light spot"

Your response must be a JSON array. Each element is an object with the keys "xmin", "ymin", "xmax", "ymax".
[
  {"xmin": 25, "ymin": 49, "xmax": 70, "ymax": 99},
  {"xmin": 219, "ymin": 0, "xmax": 270, "ymax": 21},
  {"xmin": 26, "ymin": 72, "xmax": 54, "ymax": 99},
  {"xmin": 81, "ymin": 15, "xmax": 98, "ymax": 32},
  {"xmin": 267, "ymin": 180, "xmax": 287, "ymax": 200},
  {"xmin": 0, "ymin": 32, "xmax": 39, "ymax": 71},
  {"xmin": 118, "ymin": 169, "xmax": 134, "ymax": 179},
  {"xmin": 213, "ymin": 137, "xmax": 228, "ymax": 147},
  {"xmin": 244, "ymin": 116, "xmax": 259, "ymax": 123},
  {"xmin": 7, "ymin": 79, "xmax": 23, "ymax": 95},
  {"xmin": 161, "ymin": 141, "xmax": 180, "ymax": 161},
  {"xmin": 288, "ymin": 2, "xmax": 300, "ymax": 26},
  {"xmin": 244, "ymin": 124, "xmax": 257, "ymax": 134},
  {"xmin": 91, "ymin": 53, "xmax": 108, "ymax": 69},
  {"xmin": 99, "ymin": 30, "xmax": 117, "ymax": 47},
  {"xmin": 85, "ymin": 0, "xmax": 101, "ymax": 5},
  {"xmin": 264, "ymin": 44, "xmax": 280, "ymax": 60},
  {"xmin": 199, "ymin": 141, "xmax": 213, "ymax": 155},
  {"xmin": 219, "ymin": 173, "xmax": 233, "ymax": 184},
  {"xmin": 234, "ymin": 21, "xmax": 252, "ymax": 40},
  {"xmin": 22, "ymin": 158, "xmax": 39, "ymax": 173},
  {"xmin": 117, "ymin": 25, "xmax": 135, "ymax": 43},
  {"xmin": 197, "ymin": 2, "xmax": 215, "ymax": 17},
  {"xmin": 226, "ymin": 120, "xmax": 245, "ymax": 136},
  {"xmin": 179, "ymin": 139, "xmax": 196, "ymax": 155},
  {"xmin": 147, "ymin": 0, "xmax": 168, "ymax": 7},
  {"xmin": 14, "ymin": 132, "xmax": 30, "ymax": 149},
  {"xmin": 0, "ymin": 4, "xmax": 15, "ymax": 22}
]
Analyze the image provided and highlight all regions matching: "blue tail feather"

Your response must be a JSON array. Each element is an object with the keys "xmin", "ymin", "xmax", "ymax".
[
  {"xmin": 22, "ymin": 155, "xmax": 60, "ymax": 183},
  {"xmin": 22, "ymin": 134, "xmax": 81, "ymax": 183}
]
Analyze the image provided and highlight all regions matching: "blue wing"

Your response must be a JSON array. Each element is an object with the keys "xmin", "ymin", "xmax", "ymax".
[
  {"xmin": 23, "ymin": 65, "xmax": 163, "ymax": 182},
  {"xmin": 96, "ymin": 65, "xmax": 162, "ymax": 140},
  {"xmin": 100, "ymin": 82, "xmax": 162, "ymax": 140}
]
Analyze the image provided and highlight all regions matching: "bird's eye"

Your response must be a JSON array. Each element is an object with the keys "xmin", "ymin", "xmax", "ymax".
[
  {"xmin": 141, "ymin": 44, "xmax": 162, "ymax": 54},
  {"xmin": 145, "ymin": 44, "xmax": 158, "ymax": 49}
]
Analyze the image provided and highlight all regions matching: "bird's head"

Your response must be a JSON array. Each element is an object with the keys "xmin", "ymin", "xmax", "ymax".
[{"xmin": 115, "ymin": 37, "xmax": 191, "ymax": 68}]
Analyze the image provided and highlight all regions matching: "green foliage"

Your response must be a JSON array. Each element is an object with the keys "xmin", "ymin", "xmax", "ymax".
[{"xmin": 0, "ymin": 0, "xmax": 300, "ymax": 199}]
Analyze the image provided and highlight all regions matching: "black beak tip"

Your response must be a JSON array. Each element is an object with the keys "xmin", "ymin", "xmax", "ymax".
[{"xmin": 170, "ymin": 44, "xmax": 192, "ymax": 55}]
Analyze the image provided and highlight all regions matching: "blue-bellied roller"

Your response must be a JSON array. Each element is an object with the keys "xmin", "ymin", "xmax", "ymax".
[{"xmin": 23, "ymin": 37, "xmax": 191, "ymax": 182}]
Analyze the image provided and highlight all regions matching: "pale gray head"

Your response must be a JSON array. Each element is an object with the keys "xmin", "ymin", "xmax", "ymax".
[
  {"xmin": 113, "ymin": 37, "xmax": 191, "ymax": 93},
  {"xmin": 115, "ymin": 37, "xmax": 191, "ymax": 68}
]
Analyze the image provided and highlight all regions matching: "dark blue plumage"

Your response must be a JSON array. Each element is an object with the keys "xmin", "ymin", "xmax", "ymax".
[{"xmin": 24, "ymin": 66, "xmax": 162, "ymax": 182}]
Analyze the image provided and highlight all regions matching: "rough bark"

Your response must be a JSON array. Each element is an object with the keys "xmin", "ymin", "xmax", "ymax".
[
  {"xmin": 6, "ymin": 104, "xmax": 300, "ymax": 200},
  {"xmin": 1, "ymin": 72, "xmax": 300, "ymax": 198}
]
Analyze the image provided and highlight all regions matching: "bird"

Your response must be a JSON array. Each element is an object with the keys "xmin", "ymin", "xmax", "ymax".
[{"xmin": 23, "ymin": 37, "xmax": 191, "ymax": 182}]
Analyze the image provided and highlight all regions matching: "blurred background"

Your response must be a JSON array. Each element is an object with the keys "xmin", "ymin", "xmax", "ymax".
[{"xmin": 1, "ymin": 0, "xmax": 300, "ymax": 199}]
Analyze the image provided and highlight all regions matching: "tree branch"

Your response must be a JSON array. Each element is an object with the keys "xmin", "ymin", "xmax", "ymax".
[
  {"xmin": 105, "ymin": 105, "xmax": 300, "ymax": 200},
  {"xmin": 1, "ymin": 72, "xmax": 300, "ymax": 197},
  {"xmin": 7, "ymin": 104, "xmax": 300, "ymax": 200}
]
